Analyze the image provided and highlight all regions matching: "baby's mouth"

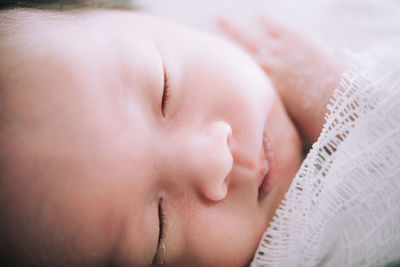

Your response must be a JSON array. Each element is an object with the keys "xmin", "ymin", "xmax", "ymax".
[{"xmin": 258, "ymin": 132, "xmax": 278, "ymax": 200}]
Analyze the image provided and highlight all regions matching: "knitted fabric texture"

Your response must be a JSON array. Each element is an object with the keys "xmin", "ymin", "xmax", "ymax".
[{"xmin": 251, "ymin": 44, "xmax": 400, "ymax": 266}]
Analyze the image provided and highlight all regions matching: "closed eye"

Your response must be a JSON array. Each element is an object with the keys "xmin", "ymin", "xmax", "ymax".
[
  {"xmin": 161, "ymin": 64, "xmax": 170, "ymax": 117},
  {"xmin": 152, "ymin": 198, "xmax": 167, "ymax": 265},
  {"xmin": 158, "ymin": 198, "xmax": 166, "ymax": 246}
]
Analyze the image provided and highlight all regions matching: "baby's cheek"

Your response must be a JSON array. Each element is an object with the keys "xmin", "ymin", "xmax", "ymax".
[{"xmin": 186, "ymin": 208, "xmax": 260, "ymax": 267}]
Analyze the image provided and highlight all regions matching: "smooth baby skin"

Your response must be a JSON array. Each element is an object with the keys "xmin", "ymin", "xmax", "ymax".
[{"xmin": 0, "ymin": 10, "xmax": 301, "ymax": 266}]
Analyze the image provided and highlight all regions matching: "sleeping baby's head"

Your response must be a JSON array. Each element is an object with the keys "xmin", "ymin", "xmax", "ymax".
[{"xmin": 0, "ymin": 6, "xmax": 301, "ymax": 267}]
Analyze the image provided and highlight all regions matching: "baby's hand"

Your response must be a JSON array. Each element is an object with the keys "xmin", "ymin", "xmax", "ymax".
[{"xmin": 218, "ymin": 15, "xmax": 344, "ymax": 144}]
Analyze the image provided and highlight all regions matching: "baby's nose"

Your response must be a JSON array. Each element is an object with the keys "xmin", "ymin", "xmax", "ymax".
[
  {"xmin": 196, "ymin": 121, "xmax": 233, "ymax": 201},
  {"xmin": 170, "ymin": 121, "xmax": 233, "ymax": 202}
]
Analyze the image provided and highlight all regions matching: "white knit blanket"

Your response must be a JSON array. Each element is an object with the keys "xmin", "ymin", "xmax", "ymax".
[{"xmin": 251, "ymin": 44, "xmax": 400, "ymax": 266}]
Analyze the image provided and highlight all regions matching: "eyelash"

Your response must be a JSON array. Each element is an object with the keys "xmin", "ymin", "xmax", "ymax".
[
  {"xmin": 157, "ymin": 198, "xmax": 166, "ymax": 246},
  {"xmin": 152, "ymin": 198, "xmax": 166, "ymax": 265},
  {"xmin": 161, "ymin": 65, "xmax": 170, "ymax": 117}
]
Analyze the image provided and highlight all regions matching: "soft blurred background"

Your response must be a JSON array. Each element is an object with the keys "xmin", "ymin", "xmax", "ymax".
[{"xmin": 134, "ymin": 0, "xmax": 400, "ymax": 60}]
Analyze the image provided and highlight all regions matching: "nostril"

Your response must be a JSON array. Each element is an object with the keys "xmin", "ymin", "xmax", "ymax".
[
  {"xmin": 226, "ymin": 124, "xmax": 233, "ymax": 147},
  {"xmin": 208, "ymin": 182, "xmax": 229, "ymax": 202}
]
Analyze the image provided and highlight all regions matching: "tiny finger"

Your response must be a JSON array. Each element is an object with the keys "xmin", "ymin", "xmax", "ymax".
[
  {"xmin": 217, "ymin": 17, "xmax": 259, "ymax": 53},
  {"xmin": 257, "ymin": 14, "xmax": 285, "ymax": 38},
  {"xmin": 254, "ymin": 51, "xmax": 280, "ymax": 74}
]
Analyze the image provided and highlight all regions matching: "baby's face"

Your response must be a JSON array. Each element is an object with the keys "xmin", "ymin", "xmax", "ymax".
[{"xmin": 0, "ymin": 10, "xmax": 301, "ymax": 266}]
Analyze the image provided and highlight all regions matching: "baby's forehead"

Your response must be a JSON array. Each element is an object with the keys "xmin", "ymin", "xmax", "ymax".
[
  {"xmin": 1, "ymin": 9, "xmax": 168, "ymax": 64},
  {"xmin": 1, "ymin": 10, "xmax": 147, "ymax": 76},
  {"xmin": 0, "ymin": 9, "xmax": 128, "ymax": 44},
  {"xmin": 0, "ymin": 11, "xmax": 100, "ymax": 123},
  {"xmin": 0, "ymin": 9, "xmax": 163, "ymax": 123}
]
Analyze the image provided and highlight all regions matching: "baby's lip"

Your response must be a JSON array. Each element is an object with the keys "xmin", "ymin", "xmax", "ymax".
[{"xmin": 258, "ymin": 132, "xmax": 278, "ymax": 199}]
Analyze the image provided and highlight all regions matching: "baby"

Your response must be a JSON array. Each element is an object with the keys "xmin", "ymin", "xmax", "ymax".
[{"xmin": 0, "ymin": 2, "xmax": 343, "ymax": 266}]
